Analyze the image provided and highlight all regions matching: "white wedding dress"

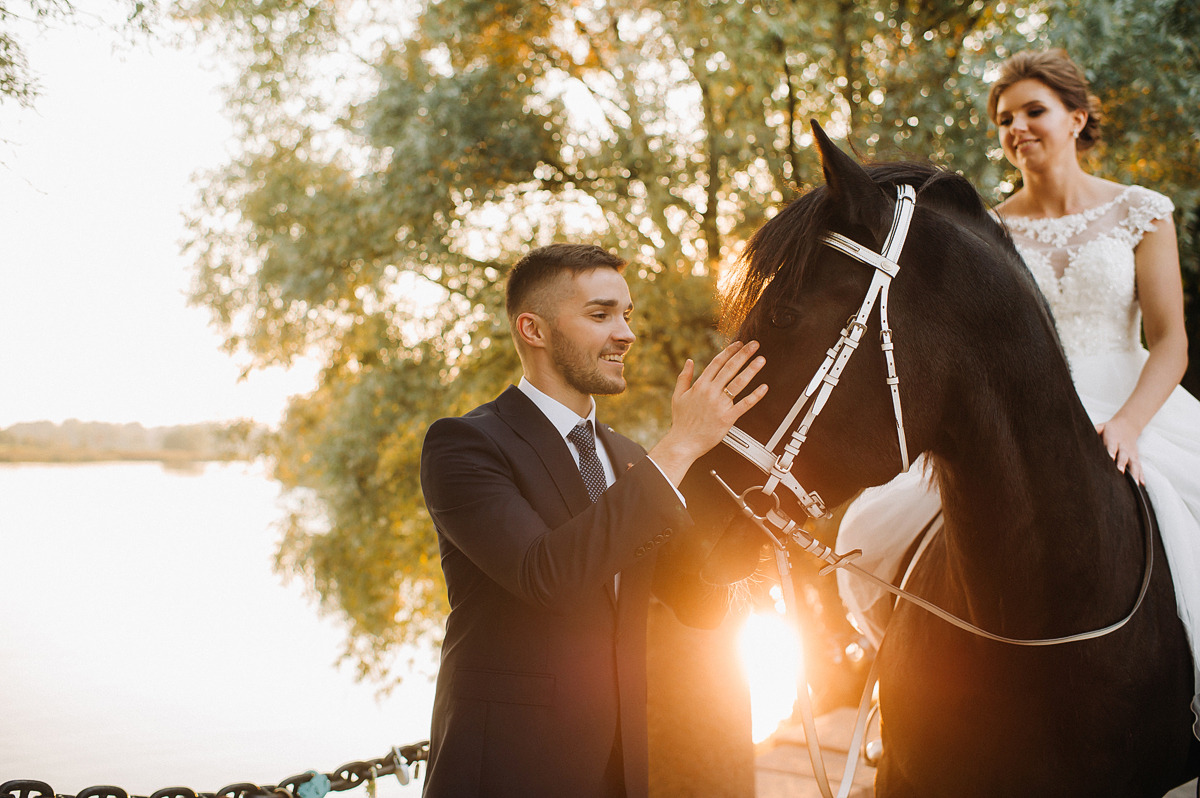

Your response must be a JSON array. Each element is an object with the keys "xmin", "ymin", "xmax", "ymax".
[{"xmin": 836, "ymin": 186, "xmax": 1200, "ymax": 681}]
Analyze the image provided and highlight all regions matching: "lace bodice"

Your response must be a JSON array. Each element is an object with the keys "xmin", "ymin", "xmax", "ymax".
[{"xmin": 1006, "ymin": 185, "xmax": 1175, "ymax": 361}]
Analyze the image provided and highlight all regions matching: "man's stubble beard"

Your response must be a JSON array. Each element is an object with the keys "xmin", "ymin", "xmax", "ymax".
[{"xmin": 549, "ymin": 326, "xmax": 627, "ymax": 397}]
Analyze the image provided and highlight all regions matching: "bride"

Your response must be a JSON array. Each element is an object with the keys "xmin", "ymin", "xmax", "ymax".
[{"xmin": 837, "ymin": 49, "xmax": 1200, "ymax": 688}]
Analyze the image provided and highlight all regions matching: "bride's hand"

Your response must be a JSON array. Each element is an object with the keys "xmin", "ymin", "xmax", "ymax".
[{"xmin": 1095, "ymin": 417, "xmax": 1144, "ymax": 484}]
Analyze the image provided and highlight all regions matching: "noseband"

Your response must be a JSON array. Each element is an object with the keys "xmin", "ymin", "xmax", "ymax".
[{"xmin": 720, "ymin": 184, "xmax": 917, "ymax": 520}]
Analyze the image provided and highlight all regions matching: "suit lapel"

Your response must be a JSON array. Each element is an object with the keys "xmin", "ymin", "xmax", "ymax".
[
  {"xmin": 595, "ymin": 420, "xmax": 647, "ymax": 611},
  {"xmin": 595, "ymin": 422, "xmax": 641, "ymax": 477},
  {"xmin": 494, "ymin": 386, "xmax": 592, "ymax": 516},
  {"xmin": 495, "ymin": 387, "xmax": 649, "ymax": 611}
]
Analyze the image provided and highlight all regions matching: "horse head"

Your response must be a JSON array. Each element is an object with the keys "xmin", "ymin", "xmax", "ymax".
[{"xmin": 680, "ymin": 120, "xmax": 1049, "ymax": 584}]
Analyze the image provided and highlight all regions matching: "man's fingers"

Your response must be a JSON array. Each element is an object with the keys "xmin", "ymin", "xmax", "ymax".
[
  {"xmin": 674, "ymin": 358, "xmax": 695, "ymax": 396},
  {"xmin": 723, "ymin": 355, "xmax": 766, "ymax": 399},
  {"xmin": 699, "ymin": 340, "xmax": 757, "ymax": 385},
  {"xmin": 697, "ymin": 340, "xmax": 762, "ymax": 397},
  {"xmin": 732, "ymin": 383, "xmax": 769, "ymax": 414},
  {"xmin": 698, "ymin": 341, "xmax": 746, "ymax": 381},
  {"xmin": 714, "ymin": 340, "xmax": 760, "ymax": 385}
]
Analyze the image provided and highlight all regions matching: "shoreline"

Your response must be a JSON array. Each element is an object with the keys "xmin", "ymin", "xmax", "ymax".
[{"xmin": 0, "ymin": 445, "xmax": 247, "ymax": 464}]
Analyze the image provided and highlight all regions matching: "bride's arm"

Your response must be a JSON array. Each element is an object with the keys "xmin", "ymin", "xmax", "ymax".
[{"xmin": 1098, "ymin": 214, "xmax": 1188, "ymax": 481}]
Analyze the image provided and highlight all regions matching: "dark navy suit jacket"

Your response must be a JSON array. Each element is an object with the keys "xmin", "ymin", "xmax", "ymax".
[{"xmin": 419, "ymin": 386, "xmax": 727, "ymax": 798}]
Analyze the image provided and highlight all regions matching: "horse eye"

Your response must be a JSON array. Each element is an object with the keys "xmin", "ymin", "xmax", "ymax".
[{"xmin": 769, "ymin": 307, "xmax": 798, "ymax": 328}]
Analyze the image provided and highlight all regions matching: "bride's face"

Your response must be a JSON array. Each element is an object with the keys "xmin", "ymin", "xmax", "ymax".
[{"xmin": 994, "ymin": 78, "xmax": 1088, "ymax": 173}]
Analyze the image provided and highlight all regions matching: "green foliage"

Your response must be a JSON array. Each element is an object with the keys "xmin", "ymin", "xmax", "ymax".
[
  {"xmin": 367, "ymin": 45, "xmax": 564, "ymax": 246},
  {"xmin": 183, "ymin": 0, "xmax": 1200, "ymax": 681},
  {"xmin": 1043, "ymin": 0, "xmax": 1200, "ymax": 392},
  {"xmin": 1, "ymin": 0, "xmax": 73, "ymax": 106},
  {"xmin": 270, "ymin": 336, "xmax": 459, "ymax": 680},
  {"xmin": 171, "ymin": 0, "xmax": 340, "ymax": 115},
  {"xmin": 1048, "ymin": 0, "xmax": 1200, "ymax": 201}
]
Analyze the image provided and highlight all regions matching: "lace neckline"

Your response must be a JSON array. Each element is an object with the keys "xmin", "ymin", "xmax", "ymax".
[
  {"xmin": 1003, "ymin": 186, "xmax": 1137, "ymax": 247},
  {"xmin": 1004, "ymin": 185, "xmax": 1134, "ymax": 226}
]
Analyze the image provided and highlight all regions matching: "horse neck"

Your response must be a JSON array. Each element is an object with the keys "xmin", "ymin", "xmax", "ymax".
[{"xmin": 930, "ymin": 372, "xmax": 1144, "ymax": 632}]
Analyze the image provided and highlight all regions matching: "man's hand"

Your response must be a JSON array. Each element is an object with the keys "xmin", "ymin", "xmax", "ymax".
[{"xmin": 648, "ymin": 340, "xmax": 768, "ymax": 487}]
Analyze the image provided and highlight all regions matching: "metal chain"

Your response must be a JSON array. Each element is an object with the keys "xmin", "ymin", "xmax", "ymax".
[{"xmin": 0, "ymin": 741, "xmax": 429, "ymax": 798}]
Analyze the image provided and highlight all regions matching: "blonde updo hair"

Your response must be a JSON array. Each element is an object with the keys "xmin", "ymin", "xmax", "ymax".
[{"xmin": 987, "ymin": 49, "xmax": 1103, "ymax": 152}]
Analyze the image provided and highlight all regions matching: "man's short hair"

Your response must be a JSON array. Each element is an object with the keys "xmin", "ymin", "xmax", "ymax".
[{"xmin": 505, "ymin": 244, "xmax": 626, "ymax": 325}]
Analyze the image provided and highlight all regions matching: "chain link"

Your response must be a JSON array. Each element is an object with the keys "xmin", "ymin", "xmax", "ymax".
[{"xmin": 0, "ymin": 742, "xmax": 429, "ymax": 798}]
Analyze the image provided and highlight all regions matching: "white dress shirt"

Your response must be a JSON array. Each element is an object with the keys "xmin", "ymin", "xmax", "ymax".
[
  {"xmin": 516, "ymin": 377, "xmax": 686, "ymax": 505},
  {"xmin": 518, "ymin": 377, "xmax": 618, "ymax": 488}
]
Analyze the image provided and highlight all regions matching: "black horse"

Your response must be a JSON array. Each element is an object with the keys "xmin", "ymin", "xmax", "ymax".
[{"xmin": 681, "ymin": 123, "xmax": 1200, "ymax": 796}]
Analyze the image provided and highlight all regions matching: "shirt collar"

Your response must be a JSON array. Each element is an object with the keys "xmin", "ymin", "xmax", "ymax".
[{"xmin": 518, "ymin": 377, "xmax": 597, "ymax": 440}]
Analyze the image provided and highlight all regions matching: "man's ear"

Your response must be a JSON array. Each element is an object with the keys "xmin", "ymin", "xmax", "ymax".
[{"xmin": 515, "ymin": 312, "xmax": 549, "ymax": 350}]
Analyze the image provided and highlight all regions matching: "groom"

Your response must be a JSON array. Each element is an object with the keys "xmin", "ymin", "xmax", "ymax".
[{"xmin": 419, "ymin": 243, "xmax": 767, "ymax": 797}]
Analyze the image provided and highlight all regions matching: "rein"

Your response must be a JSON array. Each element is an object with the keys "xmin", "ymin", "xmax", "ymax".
[
  {"xmin": 714, "ymin": 183, "xmax": 1157, "ymax": 797},
  {"xmin": 714, "ymin": 467, "xmax": 1156, "ymax": 647},
  {"xmin": 718, "ymin": 471, "xmax": 1155, "ymax": 798}
]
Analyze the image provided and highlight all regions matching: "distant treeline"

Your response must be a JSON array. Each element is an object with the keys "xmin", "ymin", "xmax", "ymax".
[{"xmin": 0, "ymin": 419, "xmax": 268, "ymax": 463}]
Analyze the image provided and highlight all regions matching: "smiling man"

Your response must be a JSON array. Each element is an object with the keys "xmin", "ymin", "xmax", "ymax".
[{"xmin": 419, "ymin": 243, "xmax": 768, "ymax": 798}]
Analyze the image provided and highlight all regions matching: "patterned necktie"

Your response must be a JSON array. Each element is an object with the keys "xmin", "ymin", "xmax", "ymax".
[{"xmin": 567, "ymin": 421, "xmax": 607, "ymax": 503}]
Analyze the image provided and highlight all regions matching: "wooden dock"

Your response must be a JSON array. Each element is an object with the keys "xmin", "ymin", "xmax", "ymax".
[{"xmin": 754, "ymin": 708, "xmax": 1198, "ymax": 797}]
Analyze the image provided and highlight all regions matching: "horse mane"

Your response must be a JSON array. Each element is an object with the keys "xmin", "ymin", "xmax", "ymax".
[{"xmin": 724, "ymin": 161, "xmax": 1023, "ymax": 336}]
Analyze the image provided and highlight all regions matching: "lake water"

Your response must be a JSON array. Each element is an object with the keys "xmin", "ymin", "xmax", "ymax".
[{"xmin": 0, "ymin": 462, "xmax": 435, "ymax": 797}]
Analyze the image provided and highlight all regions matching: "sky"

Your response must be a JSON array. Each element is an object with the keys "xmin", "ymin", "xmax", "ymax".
[{"xmin": 0, "ymin": 10, "xmax": 320, "ymax": 429}]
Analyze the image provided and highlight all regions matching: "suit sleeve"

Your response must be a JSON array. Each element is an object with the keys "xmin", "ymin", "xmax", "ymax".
[
  {"xmin": 651, "ymin": 551, "xmax": 734, "ymax": 630},
  {"xmin": 421, "ymin": 416, "xmax": 693, "ymax": 611}
]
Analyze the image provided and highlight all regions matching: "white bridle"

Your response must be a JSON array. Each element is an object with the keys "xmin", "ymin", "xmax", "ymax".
[{"xmin": 720, "ymin": 183, "xmax": 918, "ymax": 519}]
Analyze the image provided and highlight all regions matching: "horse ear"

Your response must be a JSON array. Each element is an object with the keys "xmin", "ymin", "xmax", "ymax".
[{"xmin": 810, "ymin": 119, "xmax": 890, "ymax": 235}]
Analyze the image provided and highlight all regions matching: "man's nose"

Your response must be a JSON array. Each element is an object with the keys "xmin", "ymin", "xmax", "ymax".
[{"xmin": 615, "ymin": 317, "xmax": 636, "ymax": 344}]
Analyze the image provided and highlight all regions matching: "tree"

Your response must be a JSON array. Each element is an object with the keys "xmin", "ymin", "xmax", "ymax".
[
  {"xmin": 181, "ymin": 0, "xmax": 1199, "ymax": 683},
  {"xmin": 1043, "ymin": 0, "xmax": 1200, "ymax": 394},
  {"xmin": 2, "ymin": 0, "xmax": 70, "ymax": 106}
]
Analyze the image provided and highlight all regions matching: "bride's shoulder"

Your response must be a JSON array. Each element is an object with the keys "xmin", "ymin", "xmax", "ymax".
[
  {"xmin": 1094, "ymin": 179, "xmax": 1175, "ymax": 230},
  {"xmin": 1088, "ymin": 177, "xmax": 1170, "ymax": 210},
  {"xmin": 1107, "ymin": 182, "xmax": 1176, "ymax": 243},
  {"xmin": 1120, "ymin": 183, "xmax": 1174, "ymax": 215}
]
